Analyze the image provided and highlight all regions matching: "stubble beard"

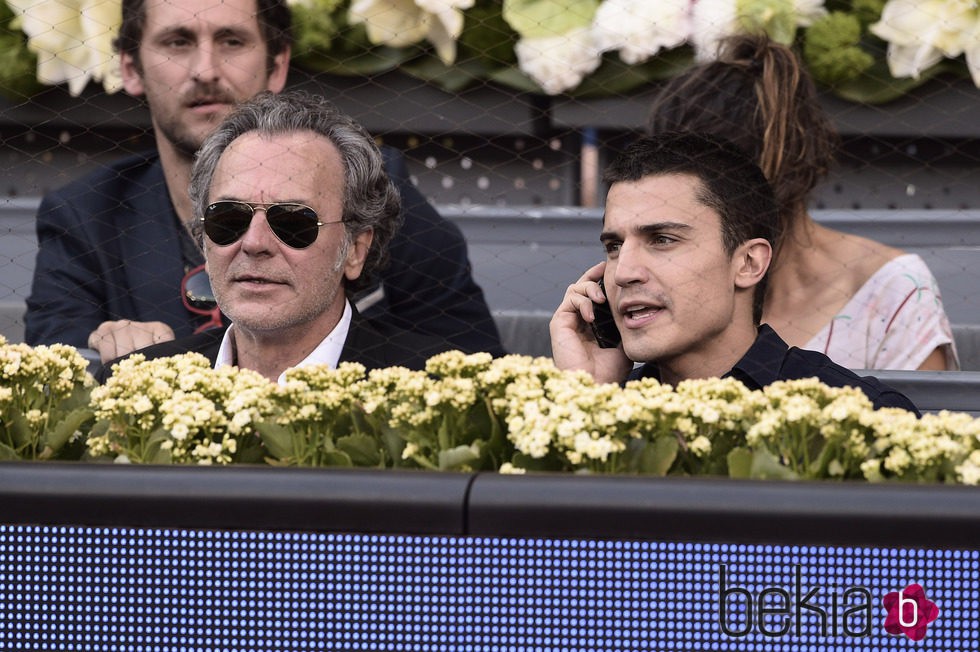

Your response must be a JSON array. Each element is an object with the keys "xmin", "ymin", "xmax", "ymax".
[
  {"xmin": 157, "ymin": 115, "xmax": 215, "ymax": 160},
  {"xmin": 214, "ymin": 237, "xmax": 354, "ymax": 336}
]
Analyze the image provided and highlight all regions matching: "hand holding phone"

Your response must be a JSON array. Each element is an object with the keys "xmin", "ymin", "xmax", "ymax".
[{"xmin": 590, "ymin": 279, "xmax": 621, "ymax": 348}]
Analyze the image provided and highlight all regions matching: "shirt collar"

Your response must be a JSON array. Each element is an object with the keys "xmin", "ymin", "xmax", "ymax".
[
  {"xmin": 727, "ymin": 324, "xmax": 789, "ymax": 390},
  {"xmin": 629, "ymin": 324, "xmax": 788, "ymax": 389},
  {"xmin": 214, "ymin": 300, "xmax": 353, "ymax": 385}
]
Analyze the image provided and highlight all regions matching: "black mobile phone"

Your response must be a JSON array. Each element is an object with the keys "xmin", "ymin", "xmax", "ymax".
[{"xmin": 590, "ymin": 279, "xmax": 621, "ymax": 348}]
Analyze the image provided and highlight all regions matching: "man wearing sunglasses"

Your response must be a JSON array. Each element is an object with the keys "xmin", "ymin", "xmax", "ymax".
[
  {"xmin": 24, "ymin": 0, "xmax": 503, "ymax": 363},
  {"xmin": 104, "ymin": 90, "xmax": 454, "ymax": 380}
]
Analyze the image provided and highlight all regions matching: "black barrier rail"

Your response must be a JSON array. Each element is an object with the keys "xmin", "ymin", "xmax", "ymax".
[
  {"xmin": 859, "ymin": 370, "xmax": 980, "ymax": 416},
  {"xmin": 3, "ymin": 463, "xmax": 980, "ymax": 547},
  {"xmin": 3, "ymin": 464, "xmax": 980, "ymax": 651}
]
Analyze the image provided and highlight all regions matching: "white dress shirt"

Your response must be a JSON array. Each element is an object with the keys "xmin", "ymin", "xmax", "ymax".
[{"xmin": 214, "ymin": 300, "xmax": 353, "ymax": 385}]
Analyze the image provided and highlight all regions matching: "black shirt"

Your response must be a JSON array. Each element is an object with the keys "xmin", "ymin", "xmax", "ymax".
[{"xmin": 629, "ymin": 324, "xmax": 920, "ymax": 415}]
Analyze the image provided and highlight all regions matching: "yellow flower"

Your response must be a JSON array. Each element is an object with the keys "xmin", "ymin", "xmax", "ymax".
[{"xmin": 956, "ymin": 450, "xmax": 980, "ymax": 485}]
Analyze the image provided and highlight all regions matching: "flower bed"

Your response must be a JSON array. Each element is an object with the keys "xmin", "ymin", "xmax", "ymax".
[
  {"xmin": 1, "ymin": 0, "xmax": 977, "ymax": 103},
  {"xmin": 3, "ymin": 335, "xmax": 979, "ymax": 482}
]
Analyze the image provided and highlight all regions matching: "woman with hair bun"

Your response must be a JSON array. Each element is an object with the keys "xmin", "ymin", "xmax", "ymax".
[{"xmin": 647, "ymin": 34, "xmax": 958, "ymax": 371}]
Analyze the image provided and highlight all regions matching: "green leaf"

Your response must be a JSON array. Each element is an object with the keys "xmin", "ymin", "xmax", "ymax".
[
  {"xmin": 640, "ymin": 435, "xmax": 679, "ymax": 476},
  {"xmin": 748, "ymin": 448, "xmax": 799, "ymax": 480},
  {"xmin": 7, "ymin": 410, "xmax": 31, "ymax": 450},
  {"xmin": 253, "ymin": 421, "xmax": 296, "ymax": 461},
  {"xmin": 487, "ymin": 65, "xmax": 544, "ymax": 93},
  {"xmin": 40, "ymin": 408, "xmax": 94, "ymax": 460},
  {"xmin": 293, "ymin": 22, "xmax": 417, "ymax": 76},
  {"xmin": 830, "ymin": 60, "xmax": 943, "ymax": 105},
  {"xmin": 630, "ymin": 435, "xmax": 679, "ymax": 476},
  {"xmin": 438, "ymin": 443, "xmax": 482, "ymax": 471},
  {"xmin": 736, "ymin": 0, "xmax": 798, "ymax": 44},
  {"xmin": 382, "ymin": 427, "xmax": 408, "ymax": 467},
  {"xmin": 0, "ymin": 441, "xmax": 21, "ymax": 461},
  {"xmin": 296, "ymin": 45, "xmax": 413, "ymax": 77},
  {"xmin": 727, "ymin": 447, "xmax": 754, "ymax": 479},
  {"xmin": 806, "ymin": 440, "xmax": 840, "ymax": 478},
  {"xmin": 320, "ymin": 450, "xmax": 354, "ymax": 467},
  {"xmin": 62, "ymin": 381, "xmax": 95, "ymax": 412},
  {"xmin": 400, "ymin": 56, "xmax": 490, "ymax": 93},
  {"xmin": 502, "ymin": 0, "xmax": 600, "ymax": 39},
  {"xmin": 510, "ymin": 451, "xmax": 563, "ymax": 472},
  {"xmin": 144, "ymin": 429, "xmax": 173, "ymax": 465},
  {"xmin": 458, "ymin": 4, "xmax": 519, "ymax": 67},
  {"xmin": 0, "ymin": 4, "xmax": 43, "ymax": 101},
  {"xmin": 336, "ymin": 433, "xmax": 383, "ymax": 467},
  {"xmin": 232, "ymin": 433, "xmax": 267, "ymax": 465}
]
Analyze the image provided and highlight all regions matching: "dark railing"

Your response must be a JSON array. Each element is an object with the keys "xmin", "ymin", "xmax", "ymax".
[
  {"xmin": 1, "ymin": 464, "xmax": 978, "ymax": 650},
  {"xmin": 2, "ymin": 463, "xmax": 978, "ymax": 545}
]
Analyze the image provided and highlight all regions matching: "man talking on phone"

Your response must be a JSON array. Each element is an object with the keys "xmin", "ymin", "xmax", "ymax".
[{"xmin": 550, "ymin": 132, "xmax": 918, "ymax": 413}]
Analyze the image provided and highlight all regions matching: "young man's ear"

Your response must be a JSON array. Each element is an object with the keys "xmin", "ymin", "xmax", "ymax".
[
  {"xmin": 120, "ymin": 51, "xmax": 145, "ymax": 96},
  {"xmin": 733, "ymin": 238, "xmax": 772, "ymax": 289},
  {"xmin": 266, "ymin": 46, "xmax": 291, "ymax": 93},
  {"xmin": 343, "ymin": 229, "xmax": 374, "ymax": 282}
]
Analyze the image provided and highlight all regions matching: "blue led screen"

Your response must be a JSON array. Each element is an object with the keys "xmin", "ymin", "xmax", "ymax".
[{"xmin": 1, "ymin": 525, "xmax": 975, "ymax": 651}]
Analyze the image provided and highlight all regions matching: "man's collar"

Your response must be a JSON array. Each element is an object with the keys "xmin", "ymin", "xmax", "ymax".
[
  {"xmin": 628, "ymin": 324, "xmax": 788, "ymax": 389},
  {"xmin": 214, "ymin": 300, "xmax": 353, "ymax": 385},
  {"xmin": 726, "ymin": 324, "xmax": 789, "ymax": 390}
]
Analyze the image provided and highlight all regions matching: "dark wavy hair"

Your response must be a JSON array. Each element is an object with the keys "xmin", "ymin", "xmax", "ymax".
[
  {"xmin": 647, "ymin": 34, "xmax": 838, "ymax": 257},
  {"xmin": 189, "ymin": 90, "xmax": 402, "ymax": 294}
]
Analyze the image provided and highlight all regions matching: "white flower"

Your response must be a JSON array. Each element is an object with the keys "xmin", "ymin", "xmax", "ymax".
[
  {"xmin": 870, "ymin": 0, "xmax": 980, "ymax": 87},
  {"xmin": 592, "ymin": 0, "xmax": 691, "ymax": 64},
  {"xmin": 348, "ymin": 0, "xmax": 475, "ymax": 65},
  {"xmin": 689, "ymin": 0, "xmax": 826, "ymax": 61},
  {"xmin": 956, "ymin": 451, "xmax": 980, "ymax": 485},
  {"xmin": 515, "ymin": 27, "xmax": 602, "ymax": 95},
  {"xmin": 7, "ymin": 0, "xmax": 123, "ymax": 95},
  {"xmin": 402, "ymin": 442, "xmax": 420, "ymax": 460},
  {"xmin": 689, "ymin": 435, "xmax": 712, "ymax": 457}
]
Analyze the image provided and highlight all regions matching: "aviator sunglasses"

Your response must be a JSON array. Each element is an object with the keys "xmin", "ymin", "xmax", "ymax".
[
  {"xmin": 201, "ymin": 200, "xmax": 343, "ymax": 249},
  {"xmin": 180, "ymin": 264, "xmax": 223, "ymax": 334}
]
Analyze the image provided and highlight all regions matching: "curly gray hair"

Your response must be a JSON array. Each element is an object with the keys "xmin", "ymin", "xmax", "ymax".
[{"xmin": 189, "ymin": 90, "xmax": 402, "ymax": 293}]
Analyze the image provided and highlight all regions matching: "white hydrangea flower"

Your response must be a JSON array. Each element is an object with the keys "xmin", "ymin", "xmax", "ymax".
[
  {"xmin": 349, "ymin": 0, "xmax": 475, "ymax": 64},
  {"xmin": 515, "ymin": 27, "xmax": 603, "ymax": 94},
  {"xmin": 870, "ymin": 0, "xmax": 980, "ymax": 86},
  {"xmin": 6, "ymin": 0, "xmax": 123, "ymax": 95},
  {"xmin": 689, "ymin": 0, "xmax": 826, "ymax": 61},
  {"xmin": 592, "ymin": 0, "xmax": 691, "ymax": 64}
]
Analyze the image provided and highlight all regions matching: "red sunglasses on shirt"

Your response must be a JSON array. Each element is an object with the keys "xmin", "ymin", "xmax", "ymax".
[{"xmin": 181, "ymin": 264, "xmax": 223, "ymax": 334}]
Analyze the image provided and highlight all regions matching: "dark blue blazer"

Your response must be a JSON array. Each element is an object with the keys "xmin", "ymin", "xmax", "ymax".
[{"xmin": 26, "ymin": 147, "xmax": 505, "ymax": 355}]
